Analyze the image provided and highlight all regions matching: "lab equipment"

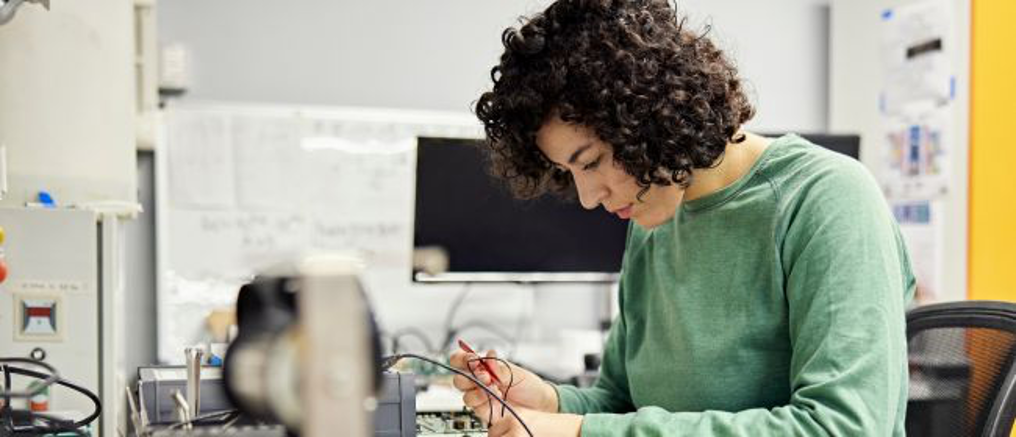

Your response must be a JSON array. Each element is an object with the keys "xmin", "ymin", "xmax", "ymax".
[
  {"xmin": 185, "ymin": 348, "xmax": 204, "ymax": 419},
  {"xmin": 416, "ymin": 411, "xmax": 485, "ymax": 436},
  {"xmin": 223, "ymin": 255, "xmax": 382, "ymax": 437},
  {"xmin": 0, "ymin": 208, "xmax": 100, "ymax": 419},
  {"xmin": 0, "ymin": 357, "xmax": 101, "ymax": 435},
  {"xmin": 138, "ymin": 366, "xmax": 232, "ymax": 426},
  {"xmin": 137, "ymin": 368, "xmax": 415, "ymax": 437},
  {"xmin": 456, "ymin": 340, "xmax": 503, "ymax": 386},
  {"xmin": 147, "ymin": 426, "xmax": 286, "ymax": 437}
]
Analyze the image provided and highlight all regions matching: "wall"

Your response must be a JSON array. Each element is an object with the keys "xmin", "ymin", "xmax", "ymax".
[
  {"xmin": 0, "ymin": 0, "xmax": 136, "ymax": 206},
  {"xmin": 830, "ymin": 0, "xmax": 970, "ymax": 302},
  {"xmin": 969, "ymin": 0, "xmax": 1016, "ymax": 302},
  {"xmin": 157, "ymin": 0, "xmax": 830, "ymax": 132},
  {"xmin": 676, "ymin": 0, "xmax": 830, "ymax": 131}
]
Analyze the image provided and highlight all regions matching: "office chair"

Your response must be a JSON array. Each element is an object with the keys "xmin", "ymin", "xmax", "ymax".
[{"xmin": 906, "ymin": 300, "xmax": 1016, "ymax": 437}]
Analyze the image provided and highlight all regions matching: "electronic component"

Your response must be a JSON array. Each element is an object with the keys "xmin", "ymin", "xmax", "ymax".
[
  {"xmin": 138, "ymin": 366, "xmax": 232, "ymax": 425},
  {"xmin": 417, "ymin": 411, "xmax": 486, "ymax": 436},
  {"xmin": 382, "ymin": 354, "xmax": 532, "ymax": 437},
  {"xmin": 375, "ymin": 373, "xmax": 416, "ymax": 437},
  {"xmin": 139, "ymin": 369, "xmax": 415, "ymax": 437},
  {"xmin": 148, "ymin": 425, "xmax": 286, "ymax": 437},
  {"xmin": 13, "ymin": 293, "xmax": 63, "ymax": 341}
]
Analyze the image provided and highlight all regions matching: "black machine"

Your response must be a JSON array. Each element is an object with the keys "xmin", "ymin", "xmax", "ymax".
[
  {"xmin": 788, "ymin": 133, "xmax": 861, "ymax": 160},
  {"xmin": 223, "ymin": 273, "xmax": 388, "ymax": 434}
]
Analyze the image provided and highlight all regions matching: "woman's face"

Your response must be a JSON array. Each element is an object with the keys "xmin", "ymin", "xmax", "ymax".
[{"xmin": 536, "ymin": 116, "xmax": 684, "ymax": 229}]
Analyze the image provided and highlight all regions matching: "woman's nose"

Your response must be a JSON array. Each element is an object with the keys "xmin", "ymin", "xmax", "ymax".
[{"xmin": 575, "ymin": 176, "xmax": 606, "ymax": 210}]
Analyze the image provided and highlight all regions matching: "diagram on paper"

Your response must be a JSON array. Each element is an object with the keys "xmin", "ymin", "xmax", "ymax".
[{"xmin": 882, "ymin": 104, "xmax": 951, "ymax": 199}]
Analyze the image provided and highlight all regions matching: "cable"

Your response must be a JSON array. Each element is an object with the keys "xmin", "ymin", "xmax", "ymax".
[
  {"xmin": 3, "ymin": 365, "xmax": 101, "ymax": 431},
  {"xmin": 166, "ymin": 409, "xmax": 240, "ymax": 430},
  {"xmin": 389, "ymin": 327, "xmax": 437, "ymax": 354},
  {"xmin": 466, "ymin": 356, "xmax": 517, "ymax": 425},
  {"xmin": 0, "ymin": 359, "xmax": 83, "ymax": 437},
  {"xmin": 0, "ymin": 358, "xmax": 60, "ymax": 398},
  {"xmin": 469, "ymin": 357, "xmax": 518, "ymax": 420},
  {"xmin": 382, "ymin": 353, "xmax": 533, "ymax": 437},
  {"xmin": 441, "ymin": 285, "xmax": 472, "ymax": 350},
  {"xmin": 25, "ymin": 412, "xmax": 86, "ymax": 436},
  {"xmin": 1, "ymin": 408, "xmax": 87, "ymax": 436},
  {"xmin": 465, "ymin": 358, "xmax": 494, "ymax": 424},
  {"xmin": 220, "ymin": 413, "xmax": 242, "ymax": 430},
  {"xmin": 452, "ymin": 320, "xmax": 517, "ymax": 348}
]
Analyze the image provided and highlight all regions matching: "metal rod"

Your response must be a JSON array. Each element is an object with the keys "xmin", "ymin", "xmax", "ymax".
[{"xmin": 184, "ymin": 347, "xmax": 204, "ymax": 419}]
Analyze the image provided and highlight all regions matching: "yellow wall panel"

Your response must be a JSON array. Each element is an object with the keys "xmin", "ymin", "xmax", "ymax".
[{"xmin": 970, "ymin": 0, "xmax": 1016, "ymax": 303}]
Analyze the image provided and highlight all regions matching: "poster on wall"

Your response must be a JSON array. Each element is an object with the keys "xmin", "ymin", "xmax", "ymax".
[
  {"xmin": 892, "ymin": 200, "xmax": 944, "ymax": 304},
  {"xmin": 880, "ymin": 0, "xmax": 954, "ymax": 114},
  {"xmin": 876, "ymin": 0, "xmax": 964, "ymax": 304},
  {"xmin": 879, "ymin": 0, "xmax": 956, "ymax": 201},
  {"xmin": 881, "ymin": 103, "xmax": 951, "ymax": 199}
]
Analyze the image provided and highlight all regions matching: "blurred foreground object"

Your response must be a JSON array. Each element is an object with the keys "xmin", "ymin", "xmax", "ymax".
[
  {"xmin": 0, "ymin": 0, "xmax": 48, "ymax": 25},
  {"xmin": 223, "ymin": 255, "xmax": 382, "ymax": 437}
]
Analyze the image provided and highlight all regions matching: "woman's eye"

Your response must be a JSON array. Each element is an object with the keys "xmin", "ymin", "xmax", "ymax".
[{"xmin": 582, "ymin": 157, "xmax": 602, "ymax": 171}]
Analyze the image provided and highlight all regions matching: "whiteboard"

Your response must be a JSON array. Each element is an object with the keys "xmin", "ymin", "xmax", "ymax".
[{"xmin": 155, "ymin": 102, "xmax": 482, "ymax": 363}]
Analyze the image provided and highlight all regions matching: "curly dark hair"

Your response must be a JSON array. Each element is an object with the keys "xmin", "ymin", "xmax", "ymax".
[{"xmin": 474, "ymin": 0, "xmax": 755, "ymax": 199}]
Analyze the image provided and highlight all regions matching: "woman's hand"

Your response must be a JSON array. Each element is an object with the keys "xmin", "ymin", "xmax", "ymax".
[
  {"xmin": 449, "ymin": 349, "xmax": 559, "ymax": 414},
  {"xmin": 486, "ymin": 407, "xmax": 583, "ymax": 437}
]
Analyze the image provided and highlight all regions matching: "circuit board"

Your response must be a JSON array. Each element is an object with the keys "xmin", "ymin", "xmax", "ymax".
[{"xmin": 417, "ymin": 411, "xmax": 486, "ymax": 436}]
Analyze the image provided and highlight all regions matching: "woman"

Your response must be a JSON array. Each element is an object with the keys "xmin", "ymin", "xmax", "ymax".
[{"xmin": 450, "ymin": 0, "xmax": 915, "ymax": 436}]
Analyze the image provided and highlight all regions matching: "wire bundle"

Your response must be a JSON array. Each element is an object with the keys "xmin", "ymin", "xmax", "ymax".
[
  {"xmin": 382, "ymin": 353, "xmax": 533, "ymax": 437},
  {"xmin": 0, "ymin": 357, "xmax": 101, "ymax": 436},
  {"xmin": 466, "ymin": 356, "xmax": 518, "ymax": 424}
]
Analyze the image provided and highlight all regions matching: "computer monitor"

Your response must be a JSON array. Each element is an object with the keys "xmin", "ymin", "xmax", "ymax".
[
  {"xmin": 413, "ymin": 137, "xmax": 627, "ymax": 283},
  {"xmin": 776, "ymin": 133, "xmax": 861, "ymax": 160}
]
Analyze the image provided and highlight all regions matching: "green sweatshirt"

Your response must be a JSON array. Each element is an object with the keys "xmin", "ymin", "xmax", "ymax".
[{"xmin": 556, "ymin": 134, "xmax": 915, "ymax": 436}]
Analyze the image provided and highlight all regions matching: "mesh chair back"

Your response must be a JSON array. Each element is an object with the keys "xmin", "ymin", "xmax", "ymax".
[{"xmin": 906, "ymin": 301, "xmax": 1016, "ymax": 437}]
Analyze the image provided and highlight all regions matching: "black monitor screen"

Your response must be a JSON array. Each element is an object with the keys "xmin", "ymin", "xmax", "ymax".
[
  {"xmin": 413, "ymin": 137, "xmax": 628, "ymax": 282},
  {"xmin": 771, "ymin": 133, "xmax": 861, "ymax": 160}
]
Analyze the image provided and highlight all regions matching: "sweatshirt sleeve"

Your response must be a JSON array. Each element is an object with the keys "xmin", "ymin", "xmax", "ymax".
[
  {"xmin": 574, "ymin": 162, "xmax": 915, "ymax": 436},
  {"xmin": 555, "ymin": 307, "xmax": 635, "ymax": 415}
]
